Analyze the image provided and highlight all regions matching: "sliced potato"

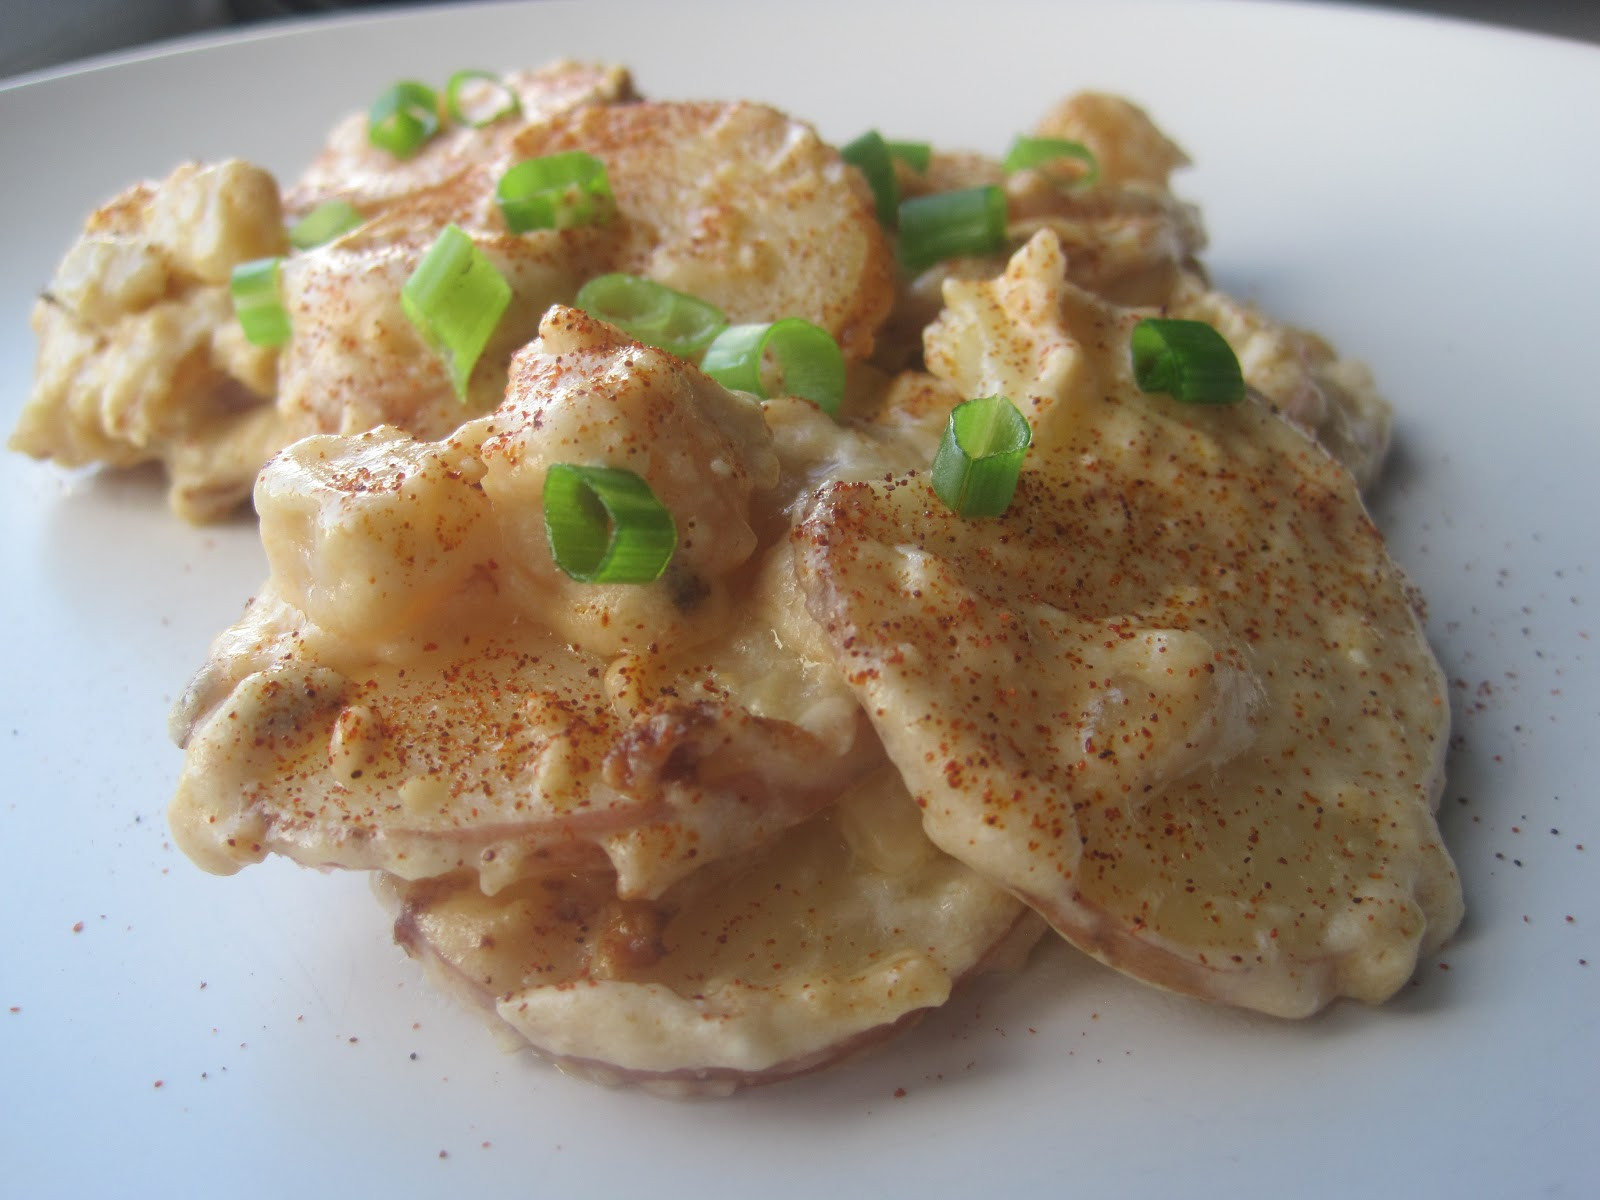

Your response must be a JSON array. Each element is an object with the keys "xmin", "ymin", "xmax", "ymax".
[
  {"xmin": 795, "ymin": 238, "xmax": 1461, "ymax": 1017},
  {"xmin": 169, "ymin": 309, "xmax": 876, "ymax": 900},
  {"xmin": 382, "ymin": 768, "xmax": 1041, "ymax": 1094}
]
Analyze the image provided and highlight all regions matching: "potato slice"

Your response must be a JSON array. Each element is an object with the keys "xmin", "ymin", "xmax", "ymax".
[
  {"xmin": 169, "ymin": 309, "xmax": 876, "ymax": 899},
  {"xmin": 276, "ymin": 96, "xmax": 894, "ymax": 452},
  {"xmin": 381, "ymin": 768, "xmax": 1041, "ymax": 1095},
  {"xmin": 284, "ymin": 61, "xmax": 637, "ymax": 217},
  {"xmin": 506, "ymin": 98, "xmax": 895, "ymax": 359},
  {"xmin": 794, "ymin": 237, "xmax": 1461, "ymax": 1017}
]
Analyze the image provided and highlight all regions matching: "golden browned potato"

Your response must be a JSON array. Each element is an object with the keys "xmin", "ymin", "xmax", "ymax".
[
  {"xmin": 279, "ymin": 95, "xmax": 895, "ymax": 441},
  {"xmin": 284, "ymin": 61, "xmax": 638, "ymax": 217},
  {"xmin": 505, "ymin": 98, "xmax": 896, "ymax": 360}
]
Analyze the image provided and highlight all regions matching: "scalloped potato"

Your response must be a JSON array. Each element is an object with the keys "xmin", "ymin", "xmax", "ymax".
[{"xmin": 17, "ymin": 61, "xmax": 1459, "ymax": 1091}]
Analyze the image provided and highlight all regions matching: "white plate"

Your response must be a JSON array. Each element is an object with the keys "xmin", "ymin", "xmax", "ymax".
[{"xmin": 2, "ymin": 2, "xmax": 1595, "ymax": 1195}]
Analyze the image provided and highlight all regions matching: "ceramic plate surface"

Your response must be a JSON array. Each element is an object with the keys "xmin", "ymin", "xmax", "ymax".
[{"xmin": 2, "ymin": 2, "xmax": 1596, "ymax": 1195}]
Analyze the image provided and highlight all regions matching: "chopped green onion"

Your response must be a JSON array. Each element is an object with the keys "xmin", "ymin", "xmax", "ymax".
[
  {"xmin": 401, "ymin": 224, "xmax": 512, "ymax": 401},
  {"xmin": 574, "ymin": 273, "xmax": 728, "ymax": 357},
  {"xmin": 496, "ymin": 152, "xmax": 616, "ymax": 233},
  {"xmin": 897, "ymin": 185, "xmax": 1008, "ymax": 273},
  {"xmin": 1130, "ymin": 318, "xmax": 1245, "ymax": 405},
  {"xmin": 367, "ymin": 81, "xmax": 440, "ymax": 159},
  {"xmin": 1002, "ymin": 135, "xmax": 1099, "ymax": 184},
  {"xmin": 445, "ymin": 69, "xmax": 522, "ymax": 128},
  {"xmin": 287, "ymin": 200, "xmax": 364, "ymax": 250},
  {"xmin": 543, "ymin": 464, "xmax": 677, "ymax": 584},
  {"xmin": 841, "ymin": 131, "xmax": 900, "ymax": 227},
  {"xmin": 230, "ymin": 257, "xmax": 291, "ymax": 347},
  {"xmin": 886, "ymin": 140, "xmax": 932, "ymax": 172},
  {"xmin": 930, "ymin": 395, "xmax": 1031, "ymax": 518},
  {"xmin": 701, "ymin": 318, "xmax": 845, "ymax": 415}
]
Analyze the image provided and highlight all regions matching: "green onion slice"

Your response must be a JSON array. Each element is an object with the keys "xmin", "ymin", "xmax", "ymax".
[
  {"xmin": 574, "ymin": 273, "xmax": 728, "ymax": 357},
  {"xmin": 496, "ymin": 152, "xmax": 616, "ymax": 233},
  {"xmin": 445, "ymin": 69, "xmax": 522, "ymax": 128},
  {"xmin": 886, "ymin": 140, "xmax": 932, "ymax": 172},
  {"xmin": 287, "ymin": 200, "xmax": 364, "ymax": 250},
  {"xmin": 841, "ymin": 130, "xmax": 900, "ymax": 227},
  {"xmin": 367, "ymin": 81, "xmax": 440, "ymax": 158},
  {"xmin": 1002, "ymin": 135, "xmax": 1099, "ymax": 184},
  {"xmin": 401, "ymin": 224, "xmax": 512, "ymax": 401},
  {"xmin": 931, "ymin": 395, "xmax": 1032, "ymax": 518},
  {"xmin": 897, "ymin": 185, "xmax": 1008, "ymax": 273},
  {"xmin": 701, "ymin": 318, "xmax": 845, "ymax": 415},
  {"xmin": 1130, "ymin": 318, "xmax": 1245, "ymax": 405},
  {"xmin": 543, "ymin": 464, "xmax": 677, "ymax": 584},
  {"xmin": 230, "ymin": 257, "xmax": 291, "ymax": 347}
]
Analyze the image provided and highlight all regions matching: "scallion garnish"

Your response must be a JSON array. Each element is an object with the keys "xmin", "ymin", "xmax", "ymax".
[
  {"xmin": 886, "ymin": 140, "xmax": 932, "ymax": 172},
  {"xmin": 401, "ymin": 224, "xmax": 511, "ymax": 401},
  {"xmin": 445, "ymin": 69, "xmax": 522, "ymax": 128},
  {"xmin": 543, "ymin": 464, "xmax": 677, "ymax": 584},
  {"xmin": 701, "ymin": 318, "xmax": 845, "ymax": 415},
  {"xmin": 1129, "ymin": 318, "xmax": 1245, "ymax": 405},
  {"xmin": 574, "ymin": 273, "xmax": 728, "ymax": 357},
  {"xmin": 930, "ymin": 395, "xmax": 1031, "ymax": 518},
  {"xmin": 841, "ymin": 130, "xmax": 900, "ymax": 227},
  {"xmin": 896, "ymin": 185, "xmax": 1008, "ymax": 273},
  {"xmin": 496, "ymin": 152, "xmax": 616, "ymax": 233},
  {"xmin": 229, "ymin": 257, "xmax": 291, "ymax": 347},
  {"xmin": 1002, "ymin": 135, "xmax": 1099, "ymax": 184},
  {"xmin": 367, "ymin": 81, "xmax": 440, "ymax": 159},
  {"xmin": 287, "ymin": 200, "xmax": 364, "ymax": 250}
]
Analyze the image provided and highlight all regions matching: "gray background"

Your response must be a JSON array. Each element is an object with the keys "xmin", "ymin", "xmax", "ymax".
[{"xmin": 3, "ymin": 0, "xmax": 1598, "ymax": 82}]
